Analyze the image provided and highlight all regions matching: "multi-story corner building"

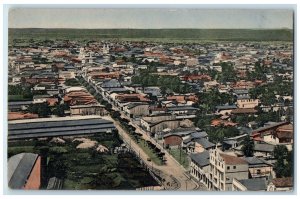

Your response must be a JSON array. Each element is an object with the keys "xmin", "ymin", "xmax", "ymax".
[{"xmin": 208, "ymin": 149, "xmax": 249, "ymax": 191}]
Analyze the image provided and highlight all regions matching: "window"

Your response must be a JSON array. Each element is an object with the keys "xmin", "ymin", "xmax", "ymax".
[
  {"xmin": 233, "ymin": 166, "xmax": 236, "ymax": 169},
  {"xmin": 227, "ymin": 166, "xmax": 230, "ymax": 170},
  {"xmin": 257, "ymin": 169, "xmax": 261, "ymax": 174}
]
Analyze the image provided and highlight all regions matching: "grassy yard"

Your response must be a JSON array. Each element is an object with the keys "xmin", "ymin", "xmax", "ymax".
[
  {"xmin": 8, "ymin": 146, "xmax": 35, "ymax": 157},
  {"xmin": 168, "ymin": 148, "xmax": 190, "ymax": 169},
  {"xmin": 7, "ymin": 135, "xmax": 159, "ymax": 190},
  {"xmin": 8, "ymin": 95, "xmax": 31, "ymax": 102},
  {"xmin": 138, "ymin": 139, "xmax": 163, "ymax": 166},
  {"xmin": 117, "ymin": 121, "xmax": 163, "ymax": 166}
]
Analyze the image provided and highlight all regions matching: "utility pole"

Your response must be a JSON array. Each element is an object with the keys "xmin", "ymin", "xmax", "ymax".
[
  {"xmin": 185, "ymin": 180, "xmax": 188, "ymax": 190},
  {"xmin": 179, "ymin": 145, "xmax": 182, "ymax": 164}
]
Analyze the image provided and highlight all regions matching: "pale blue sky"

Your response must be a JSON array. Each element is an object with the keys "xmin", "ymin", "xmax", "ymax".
[{"xmin": 9, "ymin": 8, "xmax": 293, "ymax": 29}]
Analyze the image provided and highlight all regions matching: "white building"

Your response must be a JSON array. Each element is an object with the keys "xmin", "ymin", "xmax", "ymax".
[{"xmin": 208, "ymin": 149, "xmax": 249, "ymax": 191}]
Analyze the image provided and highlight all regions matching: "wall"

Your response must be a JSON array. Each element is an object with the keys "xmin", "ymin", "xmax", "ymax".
[
  {"xmin": 263, "ymin": 134, "xmax": 278, "ymax": 144},
  {"xmin": 150, "ymin": 120, "xmax": 180, "ymax": 133},
  {"xmin": 232, "ymin": 178, "xmax": 247, "ymax": 191},
  {"xmin": 24, "ymin": 156, "xmax": 41, "ymax": 190},
  {"xmin": 218, "ymin": 110, "xmax": 233, "ymax": 116},
  {"xmin": 249, "ymin": 166, "xmax": 273, "ymax": 178},
  {"xmin": 142, "ymin": 115, "xmax": 174, "ymax": 123},
  {"xmin": 190, "ymin": 161, "xmax": 210, "ymax": 187},
  {"xmin": 237, "ymin": 99, "xmax": 259, "ymax": 109},
  {"xmin": 128, "ymin": 104, "xmax": 149, "ymax": 117},
  {"xmin": 164, "ymin": 135, "xmax": 182, "ymax": 146},
  {"xmin": 225, "ymin": 164, "xmax": 249, "ymax": 191},
  {"xmin": 194, "ymin": 142, "xmax": 205, "ymax": 153},
  {"xmin": 70, "ymin": 106, "xmax": 106, "ymax": 116}
]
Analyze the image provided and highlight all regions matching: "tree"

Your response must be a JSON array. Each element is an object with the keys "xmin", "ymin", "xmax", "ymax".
[
  {"xmin": 273, "ymin": 145, "xmax": 288, "ymax": 160},
  {"xmin": 28, "ymin": 102, "xmax": 52, "ymax": 117},
  {"xmin": 64, "ymin": 78, "xmax": 80, "ymax": 86},
  {"xmin": 273, "ymin": 145, "xmax": 292, "ymax": 178},
  {"xmin": 110, "ymin": 55, "xmax": 116, "ymax": 62},
  {"xmin": 160, "ymin": 86, "xmax": 167, "ymax": 97},
  {"xmin": 218, "ymin": 62, "xmax": 237, "ymax": 83},
  {"xmin": 284, "ymin": 150, "xmax": 293, "ymax": 177},
  {"xmin": 53, "ymin": 104, "xmax": 69, "ymax": 117},
  {"xmin": 105, "ymin": 103, "xmax": 112, "ymax": 111},
  {"xmin": 8, "ymin": 85, "xmax": 33, "ymax": 99},
  {"xmin": 207, "ymin": 126, "xmax": 240, "ymax": 144},
  {"xmin": 241, "ymin": 135, "xmax": 254, "ymax": 157}
]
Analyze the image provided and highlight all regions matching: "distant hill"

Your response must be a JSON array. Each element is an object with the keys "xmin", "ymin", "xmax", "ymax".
[{"xmin": 9, "ymin": 28, "xmax": 293, "ymax": 42}]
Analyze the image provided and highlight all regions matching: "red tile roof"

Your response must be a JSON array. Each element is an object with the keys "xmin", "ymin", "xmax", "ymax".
[
  {"xmin": 211, "ymin": 119, "xmax": 238, "ymax": 127},
  {"xmin": 64, "ymin": 91, "xmax": 97, "ymax": 106},
  {"xmin": 8, "ymin": 112, "xmax": 39, "ymax": 120},
  {"xmin": 272, "ymin": 177, "xmax": 293, "ymax": 187},
  {"xmin": 277, "ymin": 124, "xmax": 293, "ymax": 132},
  {"xmin": 116, "ymin": 94, "xmax": 150, "ymax": 102},
  {"xmin": 231, "ymin": 108, "xmax": 257, "ymax": 114},
  {"xmin": 220, "ymin": 153, "xmax": 248, "ymax": 165},
  {"xmin": 46, "ymin": 98, "xmax": 58, "ymax": 106},
  {"xmin": 276, "ymin": 131, "xmax": 293, "ymax": 139}
]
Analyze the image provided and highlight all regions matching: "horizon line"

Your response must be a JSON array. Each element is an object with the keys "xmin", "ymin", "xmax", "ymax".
[{"xmin": 8, "ymin": 27, "xmax": 293, "ymax": 30}]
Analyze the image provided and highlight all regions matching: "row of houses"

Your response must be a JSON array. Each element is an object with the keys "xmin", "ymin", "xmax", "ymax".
[{"xmin": 190, "ymin": 148, "xmax": 293, "ymax": 191}]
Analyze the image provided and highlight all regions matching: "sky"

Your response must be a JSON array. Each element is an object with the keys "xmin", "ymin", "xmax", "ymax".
[{"xmin": 8, "ymin": 8, "xmax": 293, "ymax": 29}]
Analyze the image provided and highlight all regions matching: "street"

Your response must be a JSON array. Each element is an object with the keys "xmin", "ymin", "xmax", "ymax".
[{"xmin": 87, "ymin": 77, "xmax": 207, "ymax": 191}]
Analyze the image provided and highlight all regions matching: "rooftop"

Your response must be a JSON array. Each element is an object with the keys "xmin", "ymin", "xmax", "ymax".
[
  {"xmin": 8, "ymin": 115, "xmax": 107, "ymax": 124},
  {"xmin": 254, "ymin": 143, "xmax": 275, "ymax": 153},
  {"xmin": 190, "ymin": 151, "xmax": 210, "ymax": 167},
  {"xmin": 220, "ymin": 153, "xmax": 248, "ymax": 165},
  {"xmin": 195, "ymin": 138, "xmax": 215, "ymax": 149},
  {"xmin": 8, "ymin": 116, "xmax": 115, "ymax": 140},
  {"xmin": 243, "ymin": 156, "xmax": 272, "ymax": 167},
  {"xmin": 238, "ymin": 178, "xmax": 267, "ymax": 191},
  {"xmin": 8, "ymin": 153, "xmax": 39, "ymax": 189},
  {"xmin": 231, "ymin": 108, "xmax": 257, "ymax": 114},
  {"xmin": 272, "ymin": 177, "xmax": 293, "ymax": 188},
  {"xmin": 215, "ymin": 105, "xmax": 237, "ymax": 110}
]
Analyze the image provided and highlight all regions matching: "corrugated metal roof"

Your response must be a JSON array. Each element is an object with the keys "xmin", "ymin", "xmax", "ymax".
[
  {"xmin": 195, "ymin": 138, "xmax": 215, "ymax": 149},
  {"xmin": 9, "ymin": 126, "xmax": 115, "ymax": 140},
  {"xmin": 254, "ymin": 143, "xmax": 275, "ymax": 152},
  {"xmin": 8, "ymin": 117, "xmax": 115, "ymax": 140},
  {"xmin": 167, "ymin": 106, "xmax": 199, "ymax": 111},
  {"xmin": 8, "ymin": 153, "xmax": 38, "ymax": 189},
  {"xmin": 215, "ymin": 105, "xmax": 237, "ymax": 110},
  {"xmin": 8, "ymin": 101, "xmax": 33, "ymax": 106},
  {"xmin": 244, "ymin": 157, "xmax": 271, "ymax": 167},
  {"xmin": 9, "ymin": 118, "xmax": 112, "ymax": 130},
  {"xmin": 238, "ymin": 178, "xmax": 267, "ymax": 191},
  {"xmin": 9, "ymin": 123, "xmax": 114, "ymax": 135},
  {"xmin": 190, "ymin": 151, "xmax": 210, "ymax": 167}
]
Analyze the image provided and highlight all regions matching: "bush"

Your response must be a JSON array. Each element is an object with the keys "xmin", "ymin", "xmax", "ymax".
[{"xmin": 65, "ymin": 78, "xmax": 81, "ymax": 86}]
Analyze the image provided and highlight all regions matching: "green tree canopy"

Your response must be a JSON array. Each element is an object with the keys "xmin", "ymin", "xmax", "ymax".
[
  {"xmin": 273, "ymin": 145, "xmax": 293, "ymax": 178},
  {"xmin": 28, "ymin": 102, "xmax": 52, "ymax": 117},
  {"xmin": 241, "ymin": 135, "xmax": 254, "ymax": 157}
]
